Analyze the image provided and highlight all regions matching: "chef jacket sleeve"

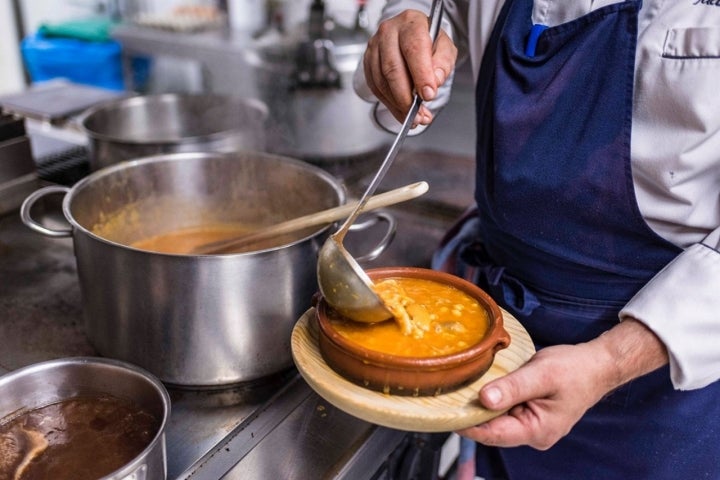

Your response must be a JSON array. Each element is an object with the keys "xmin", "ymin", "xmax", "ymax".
[
  {"xmin": 620, "ymin": 242, "xmax": 720, "ymax": 390},
  {"xmin": 352, "ymin": 0, "xmax": 469, "ymax": 135}
]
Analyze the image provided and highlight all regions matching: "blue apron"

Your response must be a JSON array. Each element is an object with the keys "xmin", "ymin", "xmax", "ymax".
[{"xmin": 433, "ymin": 0, "xmax": 720, "ymax": 477}]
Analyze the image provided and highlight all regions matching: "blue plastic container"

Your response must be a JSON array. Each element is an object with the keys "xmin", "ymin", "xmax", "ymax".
[{"xmin": 21, "ymin": 33, "xmax": 125, "ymax": 91}]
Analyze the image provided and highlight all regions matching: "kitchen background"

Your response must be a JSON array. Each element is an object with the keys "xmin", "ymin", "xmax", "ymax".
[
  {"xmin": 1, "ymin": 1, "xmax": 482, "ymax": 478},
  {"xmin": 0, "ymin": 0, "xmax": 475, "ymax": 156}
]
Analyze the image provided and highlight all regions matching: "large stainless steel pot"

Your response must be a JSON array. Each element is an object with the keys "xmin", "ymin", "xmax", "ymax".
[
  {"xmin": 79, "ymin": 93, "xmax": 268, "ymax": 170},
  {"xmin": 244, "ymin": 4, "xmax": 390, "ymax": 161},
  {"xmin": 20, "ymin": 151, "xmax": 394, "ymax": 387},
  {"xmin": 0, "ymin": 357, "xmax": 170, "ymax": 480}
]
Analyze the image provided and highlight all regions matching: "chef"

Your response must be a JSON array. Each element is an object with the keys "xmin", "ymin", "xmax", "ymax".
[{"xmin": 355, "ymin": 0, "xmax": 720, "ymax": 478}]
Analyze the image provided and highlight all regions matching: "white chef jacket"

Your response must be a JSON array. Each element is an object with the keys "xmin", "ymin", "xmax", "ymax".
[{"xmin": 355, "ymin": 0, "xmax": 720, "ymax": 390}]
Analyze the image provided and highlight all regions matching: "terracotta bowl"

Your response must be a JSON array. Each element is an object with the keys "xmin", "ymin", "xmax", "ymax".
[{"xmin": 315, "ymin": 267, "xmax": 510, "ymax": 396}]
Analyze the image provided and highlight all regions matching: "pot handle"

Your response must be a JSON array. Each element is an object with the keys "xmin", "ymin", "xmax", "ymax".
[
  {"xmin": 20, "ymin": 185, "xmax": 73, "ymax": 238},
  {"xmin": 348, "ymin": 210, "xmax": 397, "ymax": 262}
]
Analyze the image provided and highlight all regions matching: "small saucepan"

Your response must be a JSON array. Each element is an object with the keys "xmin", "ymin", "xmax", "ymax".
[{"xmin": 0, "ymin": 357, "xmax": 170, "ymax": 480}]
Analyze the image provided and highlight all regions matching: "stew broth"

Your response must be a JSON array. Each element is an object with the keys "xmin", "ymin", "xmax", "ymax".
[
  {"xmin": 329, "ymin": 277, "xmax": 491, "ymax": 357},
  {"xmin": 129, "ymin": 223, "xmax": 300, "ymax": 254}
]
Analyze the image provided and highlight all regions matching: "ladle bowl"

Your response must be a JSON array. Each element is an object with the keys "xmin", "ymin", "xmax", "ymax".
[{"xmin": 317, "ymin": 232, "xmax": 396, "ymax": 323}]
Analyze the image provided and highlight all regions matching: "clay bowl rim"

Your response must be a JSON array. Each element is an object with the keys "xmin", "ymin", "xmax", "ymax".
[{"xmin": 315, "ymin": 266, "xmax": 507, "ymax": 370}]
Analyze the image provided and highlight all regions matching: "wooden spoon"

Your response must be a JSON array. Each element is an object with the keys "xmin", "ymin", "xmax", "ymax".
[{"xmin": 191, "ymin": 181, "xmax": 429, "ymax": 255}]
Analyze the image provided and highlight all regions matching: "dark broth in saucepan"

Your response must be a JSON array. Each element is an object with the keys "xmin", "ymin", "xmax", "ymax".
[{"xmin": 0, "ymin": 394, "xmax": 159, "ymax": 480}]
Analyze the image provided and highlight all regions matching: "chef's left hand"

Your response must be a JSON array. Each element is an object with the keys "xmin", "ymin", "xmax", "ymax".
[{"xmin": 457, "ymin": 318, "xmax": 669, "ymax": 450}]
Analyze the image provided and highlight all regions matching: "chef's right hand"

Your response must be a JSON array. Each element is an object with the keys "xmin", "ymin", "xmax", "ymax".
[{"xmin": 363, "ymin": 9, "xmax": 457, "ymax": 128}]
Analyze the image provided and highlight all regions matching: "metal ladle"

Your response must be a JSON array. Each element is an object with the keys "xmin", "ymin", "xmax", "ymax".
[{"xmin": 316, "ymin": 0, "xmax": 445, "ymax": 323}]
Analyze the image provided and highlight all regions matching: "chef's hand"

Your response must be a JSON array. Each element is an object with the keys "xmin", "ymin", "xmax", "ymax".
[
  {"xmin": 457, "ymin": 318, "xmax": 669, "ymax": 450},
  {"xmin": 363, "ymin": 9, "xmax": 457, "ymax": 127}
]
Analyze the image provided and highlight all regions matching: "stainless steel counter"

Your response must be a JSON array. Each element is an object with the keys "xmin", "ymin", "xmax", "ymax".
[{"xmin": 0, "ymin": 139, "xmax": 474, "ymax": 478}]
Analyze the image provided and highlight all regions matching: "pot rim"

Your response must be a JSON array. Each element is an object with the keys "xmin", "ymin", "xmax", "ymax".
[
  {"xmin": 62, "ymin": 151, "xmax": 346, "ymax": 257},
  {"xmin": 316, "ymin": 267, "xmax": 508, "ymax": 369},
  {"xmin": 78, "ymin": 93, "xmax": 269, "ymax": 146},
  {"xmin": 0, "ymin": 356, "xmax": 171, "ymax": 480}
]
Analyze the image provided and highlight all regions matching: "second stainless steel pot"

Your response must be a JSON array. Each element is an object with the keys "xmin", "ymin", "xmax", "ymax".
[
  {"xmin": 79, "ymin": 93, "xmax": 268, "ymax": 170},
  {"xmin": 0, "ymin": 357, "xmax": 170, "ymax": 480},
  {"xmin": 21, "ymin": 152, "xmax": 393, "ymax": 387}
]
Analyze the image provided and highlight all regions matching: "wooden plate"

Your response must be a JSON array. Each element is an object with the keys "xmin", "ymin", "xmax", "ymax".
[{"xmin": 291, "ymin": 307, "xmax": 535, "ymax": 432}]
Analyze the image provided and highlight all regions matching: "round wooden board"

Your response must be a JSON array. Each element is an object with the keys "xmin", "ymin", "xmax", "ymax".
[{"xmin": 291, "ymin": 307, "xmax": 535, "ymax": 432}]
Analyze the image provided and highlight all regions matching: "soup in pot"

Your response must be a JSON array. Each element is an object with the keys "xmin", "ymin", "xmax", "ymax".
[
  {"xmin": 129, "ymin": 223, "xmax": 303, "ymax": 254},
  {"xmin": 0, "ymin": 394, "xmax": 159, "ymax": 480},
  {"xmin": 131, "ymin": 223, "xmax": 252, "ymax": 254}
]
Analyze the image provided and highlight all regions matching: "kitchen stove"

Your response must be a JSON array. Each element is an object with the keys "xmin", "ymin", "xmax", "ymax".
[{"xmin": 0, "ymin": 133, "xmax": 475, "ymax": 478}]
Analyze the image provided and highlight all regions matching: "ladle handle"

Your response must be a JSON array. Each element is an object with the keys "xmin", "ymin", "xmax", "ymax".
[
  {"xmin": 333, "ymin": 0, "xmax": 445, "ymax": 241},
  {"xmin": 194, "ymin": 181, "xmax": 429, "ymax": 254}
]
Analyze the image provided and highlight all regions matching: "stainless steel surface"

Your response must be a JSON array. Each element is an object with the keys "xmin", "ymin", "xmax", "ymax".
[
  {"xmin": 0, "ymin": 357, "xmax": 171, "ymax": 480},
  {"xmin": 21, "ymin": 151, "xmax": 347, "ymax": 387},
  {"xmin": 191, "ymin": 375, "xmax": 407, "ymax": 480},
  {"xmin": 79, "ymin": 93, "xmax": 268, "ymax": 170},
  {"xmin": 317, "ymin": 0, "xmax": 445, "ymax": 324}
]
